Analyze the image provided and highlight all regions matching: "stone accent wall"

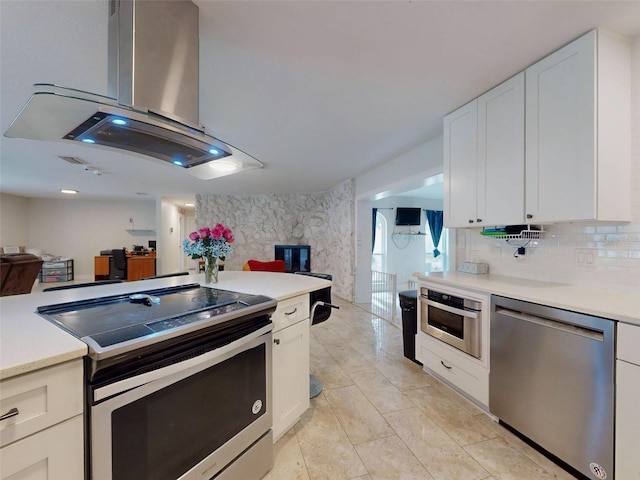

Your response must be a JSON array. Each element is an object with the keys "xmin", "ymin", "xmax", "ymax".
[{"xmin": 197, "ymin": 180, "xmax": 354, "ymax": 300}]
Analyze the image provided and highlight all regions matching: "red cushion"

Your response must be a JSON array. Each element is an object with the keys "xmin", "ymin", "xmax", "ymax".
[{"xmin": 247, "ymin": 259, "xmax": 286, "ymax": 272}]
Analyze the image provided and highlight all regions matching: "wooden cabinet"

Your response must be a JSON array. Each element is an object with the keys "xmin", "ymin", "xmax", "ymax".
[
  {"xmin": 616, "ymin": 323, "xmax": 640, "ymax": 479},
  {"xmin": 271, "ymin": 294, "xmax": 310, "ymax": 441},
  {"xmin": 444, "ymin": 29, "xmax": 630, "ymax": 228},
  {"xmin": 444, "ymin": 73, "xmax": 525, "ymax": 228},
  {"xmin": 0, "ymin": 360, "xmax": 84, "ymax": 480},
  {"xmin": 525, "ymin": 29, "xmax": 630, "ymax": 223}
]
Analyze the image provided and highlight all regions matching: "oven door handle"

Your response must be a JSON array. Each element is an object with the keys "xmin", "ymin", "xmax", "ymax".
[
  {"xmin": 93, "ymin": 324, "xmax": 272, "ymax": 402},
  {"xmin": 421, "ymin": 298, "xmax": 479, "ymax": 319}
]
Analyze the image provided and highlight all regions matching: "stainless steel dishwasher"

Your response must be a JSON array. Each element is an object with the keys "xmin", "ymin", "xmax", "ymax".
[{"xmin": 490, "ymin": 296, "xmax": 615, "ymax": 480}]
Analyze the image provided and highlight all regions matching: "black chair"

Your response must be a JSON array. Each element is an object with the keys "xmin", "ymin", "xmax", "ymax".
[
  {"xmin": 140, "ymin": 271, "xmax": 190, "ymax": 280},
  {"xmin": 110, "ymin": 249, "xmax": 128, "ymax": 280},
  {"xmin": 295, "ymin": 272, "xmax": 339, "ymax": 397},
  {"xmin": 43, "ymin": 279, "xmax": 123, "ymax": 292}
]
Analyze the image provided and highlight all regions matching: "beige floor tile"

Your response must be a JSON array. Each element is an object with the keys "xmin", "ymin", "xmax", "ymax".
[
  {"xmin": 262, "ymin": 428, "xmax": 310, "ymax": 480},
  {"xmin": 294, "ymin": 403, "xmax": 367, "ymax": 480},
  {"xmin": 464, "ymin": 437, "xmax": 559, "ymax": 480},
  {"xmin": 348, "ymin": 369, "xmax": 415, "ymax": 414},
  {"xmin": 473, "ymin": 415, "xmax": 578, "ymax": 480},
  {"xmin": 324, "ymin": 385, "xmax": 395, "ymax": 445},
  {"xmin": 355, "ymin": 435, "xmax": 434, "ymax": 480},
  {"xmin": 370, "ymin": 355, "xmax": 435, "ymax": 390},
  {"xmin": 406, "ymin": 386, "xmax": 497, "ymax": 446},
  {"xmin": 310, "ymin": 342, "xmax": 354, "ymax": 390},
  {"xmin": 323, "ymin": 342, "xmax": 376, "ymax": 374},
  {"xmin": 384, "ymin": 408, "xmax": 491, "ymax": 480}
]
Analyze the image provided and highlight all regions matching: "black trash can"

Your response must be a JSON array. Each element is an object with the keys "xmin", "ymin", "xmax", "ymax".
[{"xmin": 399, "ymin": 290, "xmax": 421, "ymax": 365}]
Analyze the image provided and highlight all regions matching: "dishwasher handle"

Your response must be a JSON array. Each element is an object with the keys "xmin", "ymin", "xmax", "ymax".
[{"xmin": 495, "ymin": 307, "xmax": 604, "ymax": 342}]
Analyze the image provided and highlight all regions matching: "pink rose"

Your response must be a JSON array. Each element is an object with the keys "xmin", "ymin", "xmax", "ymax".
[
  {"xmin": 223, "ymin": 227, "xmax": 234, "ymax": 243},
  {"xmin": 189, "ymin": 231, "xmax": 199, "ymax": 241},
  {"xmin": 211, "ymin": 223, "xmax": 225, "ymax": 240},
  {"xmin": 198, "ymin": 227, "xmax": 211, "ymax": 239}
]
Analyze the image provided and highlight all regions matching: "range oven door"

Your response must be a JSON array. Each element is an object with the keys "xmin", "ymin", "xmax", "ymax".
[
  {"xmin": 89, "ymin": 325, "xmax": 272, "ymax": 480},
  {"xmin": 420, "ymin": 295, "xmax": 482, "ymax": 358}
]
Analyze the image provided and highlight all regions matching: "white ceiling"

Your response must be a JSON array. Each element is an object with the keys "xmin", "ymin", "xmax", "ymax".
[{"xmin": 1, "ymin": 1, "xmax": 639, "ymax": 205}]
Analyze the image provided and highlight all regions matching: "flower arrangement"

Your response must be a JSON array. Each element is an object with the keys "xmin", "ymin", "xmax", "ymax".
[{"xmin": 182, "ymin": 224, "xmax": 234, "ymax": 283}]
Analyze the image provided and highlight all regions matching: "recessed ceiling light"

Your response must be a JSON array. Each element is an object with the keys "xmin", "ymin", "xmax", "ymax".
[
  {"xmin": 184, "ymin": 203, "xmax": 195, "ymax": 207},
  {"xmin": 60, "ymin": 189, "xmax": 78, "ymax": 194},
  {"xmin": 209, "ymin": 160, "xmax": 238, "ymax": 172}
]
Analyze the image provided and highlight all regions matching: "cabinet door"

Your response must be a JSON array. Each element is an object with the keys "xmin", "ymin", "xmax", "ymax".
[
  {"xmin": 272, "ymin": 318, "xmax": 310, "ymax": 441},
  {"xmin": 525, "ymin": 31, "xmax": 596, "ymax": 223},
  {"xmin": 444, "ymin": 100, "xmax": 478, "ymax": 228},
  {"xmin": 477, "ymin": 72, "xmax": 525, "ymax": 226},
  {"xmin": 0, "ymin": 415, "xmax": 84, "ymax": 480},
  {"xmin": 616, "ymin": 360, "xmax": 640, "ymax": 479}
]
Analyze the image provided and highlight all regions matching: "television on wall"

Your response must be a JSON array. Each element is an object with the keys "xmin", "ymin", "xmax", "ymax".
[
  {"xmin": 275, "ymin": 245, "xmax": 310, "ymax": 273},
  {"xmin": 395, "ymin": 207, "xmax": 422, "ymax": 226}
]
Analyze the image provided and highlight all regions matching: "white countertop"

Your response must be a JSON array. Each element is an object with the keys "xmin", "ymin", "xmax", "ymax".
[
  {"xmin": 413, "ymin": 271, "xmax": 640, "ymax": 326},
  {"xmin": 0, "ymin": 271, "xmax": 331, "ymax": 381}
]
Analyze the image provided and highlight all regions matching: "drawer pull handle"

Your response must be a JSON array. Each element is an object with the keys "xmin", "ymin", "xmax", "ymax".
[
  {"xmin": 0, "ymin": 407, "xmax": 19, "ymax": 421},
  {"xmin": 440, "ymin": 360, "xmax": 452, "ymax": 370},
  {"xmin": 284, "ymin": 308, "xmax": 298, "ymax": 316},
  {"xmin": 274, "ymin": 338, "xmax": 280, "ymax": 345}
]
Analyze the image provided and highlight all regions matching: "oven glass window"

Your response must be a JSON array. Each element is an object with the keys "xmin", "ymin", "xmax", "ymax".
[
  {"xmin": 110, "ymin": 343, "xmax": 266, "ymax": 480},
  {"xmin": 428, "ymin": 305, "xmax": 464, "ymax": 339}
]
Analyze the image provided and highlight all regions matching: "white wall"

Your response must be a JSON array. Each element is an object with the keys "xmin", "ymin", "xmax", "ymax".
[
  {"xmin": 373, "ymin": 196, "xmax": 443, "ymax": 288},
  {"xmin": 456, "ymin": 34, "xmax": 640, "ymax": 295},
  {"xmin": 0, "ymin": 193, "xmax": 29, "ymax": 247},
  {"xmin": 158, "ymin": 199, "xmax": 182, "ymax": 275},
  {"xmin": 11, "ymin": 197, "xmax": 156, "ymax": 280}
]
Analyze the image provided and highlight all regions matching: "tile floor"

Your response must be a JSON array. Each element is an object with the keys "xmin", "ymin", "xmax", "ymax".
[{"xmin": 265, "ymin": 296, "xmax": 578, "ymax": 480}]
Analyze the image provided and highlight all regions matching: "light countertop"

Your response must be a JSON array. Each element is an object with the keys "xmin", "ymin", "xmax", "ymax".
[
  {"xmin": 0, "ymin": 271, "xmax": 331, "ymax": 381},
  {"xmin": 413, "ymin": 271, "xmax": 640, "ymax": 326}
]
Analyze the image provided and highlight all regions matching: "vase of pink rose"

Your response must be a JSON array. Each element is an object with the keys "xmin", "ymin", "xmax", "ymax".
[{"xmin": 182, "ymin": 223, "xmax": 234, "ymax": 283}]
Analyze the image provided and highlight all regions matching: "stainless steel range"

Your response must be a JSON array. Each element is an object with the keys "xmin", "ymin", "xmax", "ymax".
[{"xmin": 37, "ymin": 283, "xmax": 277, "ymax": 480}]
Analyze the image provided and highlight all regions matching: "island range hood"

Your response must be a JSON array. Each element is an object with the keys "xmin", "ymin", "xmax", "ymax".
[{"xmin": 4, "ymin": 0, "xmax": 262, "ymax": 180}]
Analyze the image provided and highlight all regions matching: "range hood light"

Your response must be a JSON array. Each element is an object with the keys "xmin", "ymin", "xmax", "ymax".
[
  {"xmin": 173, "ymin": 160, "xmax": 184, "ymax": 166},
  {"xmin": 209, "ymin": 160, "xmax": 238, "ymax": 172},
  {"xmin": 111, "ymin": 118, "xmax": 127, "ymax": 126},
  {"xmin": 209, "ymin": 148, "xmax": 220, "ymax": 155}
]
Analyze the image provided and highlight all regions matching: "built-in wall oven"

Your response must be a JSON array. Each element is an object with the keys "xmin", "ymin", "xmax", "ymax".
[
  {"xmin": 419, "ymin": 287, "xmax": 482, "ymax": 358},
  {"xmin": 37, "ymin": 284, "xmax": 277, "ymax": 480}
]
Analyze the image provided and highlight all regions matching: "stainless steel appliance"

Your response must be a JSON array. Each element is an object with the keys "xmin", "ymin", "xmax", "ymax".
[
  {"xmin": 37, "ymin": 283, "xmax": 277, "ymax": 480},
  {"xmin": 490, "ymin": 296, "xmax": 615, "ymax": 480},
  {"xmin": 419, "ymin": 287, "xmax": 482, "ymax": 358}
]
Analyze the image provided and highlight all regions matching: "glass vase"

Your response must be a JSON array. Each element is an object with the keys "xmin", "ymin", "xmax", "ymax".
[{"xmin": 204, "ymin": 256, "xmax": 219, "ymax": 283}]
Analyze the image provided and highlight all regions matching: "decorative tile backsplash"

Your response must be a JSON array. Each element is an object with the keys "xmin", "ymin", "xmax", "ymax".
[{"xmin": 197, "ymin": 180, "xmax": 354, "ymax": 300}]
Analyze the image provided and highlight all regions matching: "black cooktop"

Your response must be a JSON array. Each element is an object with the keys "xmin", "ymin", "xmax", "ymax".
[{"xmin": 37, "ymin": 284, "xmax": 276, "ymax": 357}]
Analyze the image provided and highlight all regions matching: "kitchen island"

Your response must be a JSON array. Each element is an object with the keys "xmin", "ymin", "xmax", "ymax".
[{"xmin": 0, "ymin": 271, "xmax": 331, "ymax": 480}]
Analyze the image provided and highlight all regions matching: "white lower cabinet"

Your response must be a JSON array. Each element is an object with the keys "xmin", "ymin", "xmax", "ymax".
[
  {"xmin": 616, "ymin": 323, "xmax": 640, "ymax": 479},
  {"xmin": 271, "ymin": 294, "xmax": 310, "ymax": 441},
  {"xmin": 0, "ymin": 415, "xmax": 83, "ymax": 480},
  {"xmin": 419, "ymin": 334, "xmax": 489, "ymax": 407},
  {"xmin": 0, "ymin": 360, "xmax": 84, "ymax": 480}
]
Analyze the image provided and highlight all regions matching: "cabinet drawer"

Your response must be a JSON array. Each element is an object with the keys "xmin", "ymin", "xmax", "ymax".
[
  {"xmin": 617, "ymin": 323, "xmax": 640, "ymax": 365},
  {"xmin": 0, "ymin": 414, "xmax": 84, "ymax": 480},
  {"xmin": 0, "ymin": 360, "xmax": 83, "ymax": 447},
  {"xmin": 271, "ymin": 294, "xmax": 309, "ymax": 332},
  {"xmin": 421, "ymin": 337, "xmax": 488, "ymax": 407}
]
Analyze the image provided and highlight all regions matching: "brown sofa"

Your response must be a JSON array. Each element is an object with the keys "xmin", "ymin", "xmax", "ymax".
[{"xmin": 0, "ymin": 253, "xmax": 43, "ymax": 296}]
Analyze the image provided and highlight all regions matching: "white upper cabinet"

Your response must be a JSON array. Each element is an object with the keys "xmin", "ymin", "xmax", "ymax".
[
  {"xmin": 478, "ymin": 73, "xmax": 525, "ymax": 226},
  {"xmin": 444, "ymin": 29, "xmax": 630, "ymax": 227},
  {"xmin": 444, "ymin": 73, "xmax": 525, "ymax": 228},
  {"xmin": 525, "ymin": 29, "xmax": 630, "ymax": 223},
  {"xmin": 444, "ymin": 100, "xmax": 478, "ymax": 228}
]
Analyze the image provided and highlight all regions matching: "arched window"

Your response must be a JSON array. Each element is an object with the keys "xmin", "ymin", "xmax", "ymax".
[{"xmin": 371, "ymin": 211, "xmax": 387, "ymax": 272}]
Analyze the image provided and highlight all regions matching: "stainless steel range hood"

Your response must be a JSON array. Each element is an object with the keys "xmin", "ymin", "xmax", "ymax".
[{"xmin": 4, "ymin": 0, "xmax": 262, "ymax": 180}]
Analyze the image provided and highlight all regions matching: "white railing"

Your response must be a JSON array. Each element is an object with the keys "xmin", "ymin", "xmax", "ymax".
[{"xmin": 371, "ymin": 270, "xmax": 398, "ymax": 325}]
